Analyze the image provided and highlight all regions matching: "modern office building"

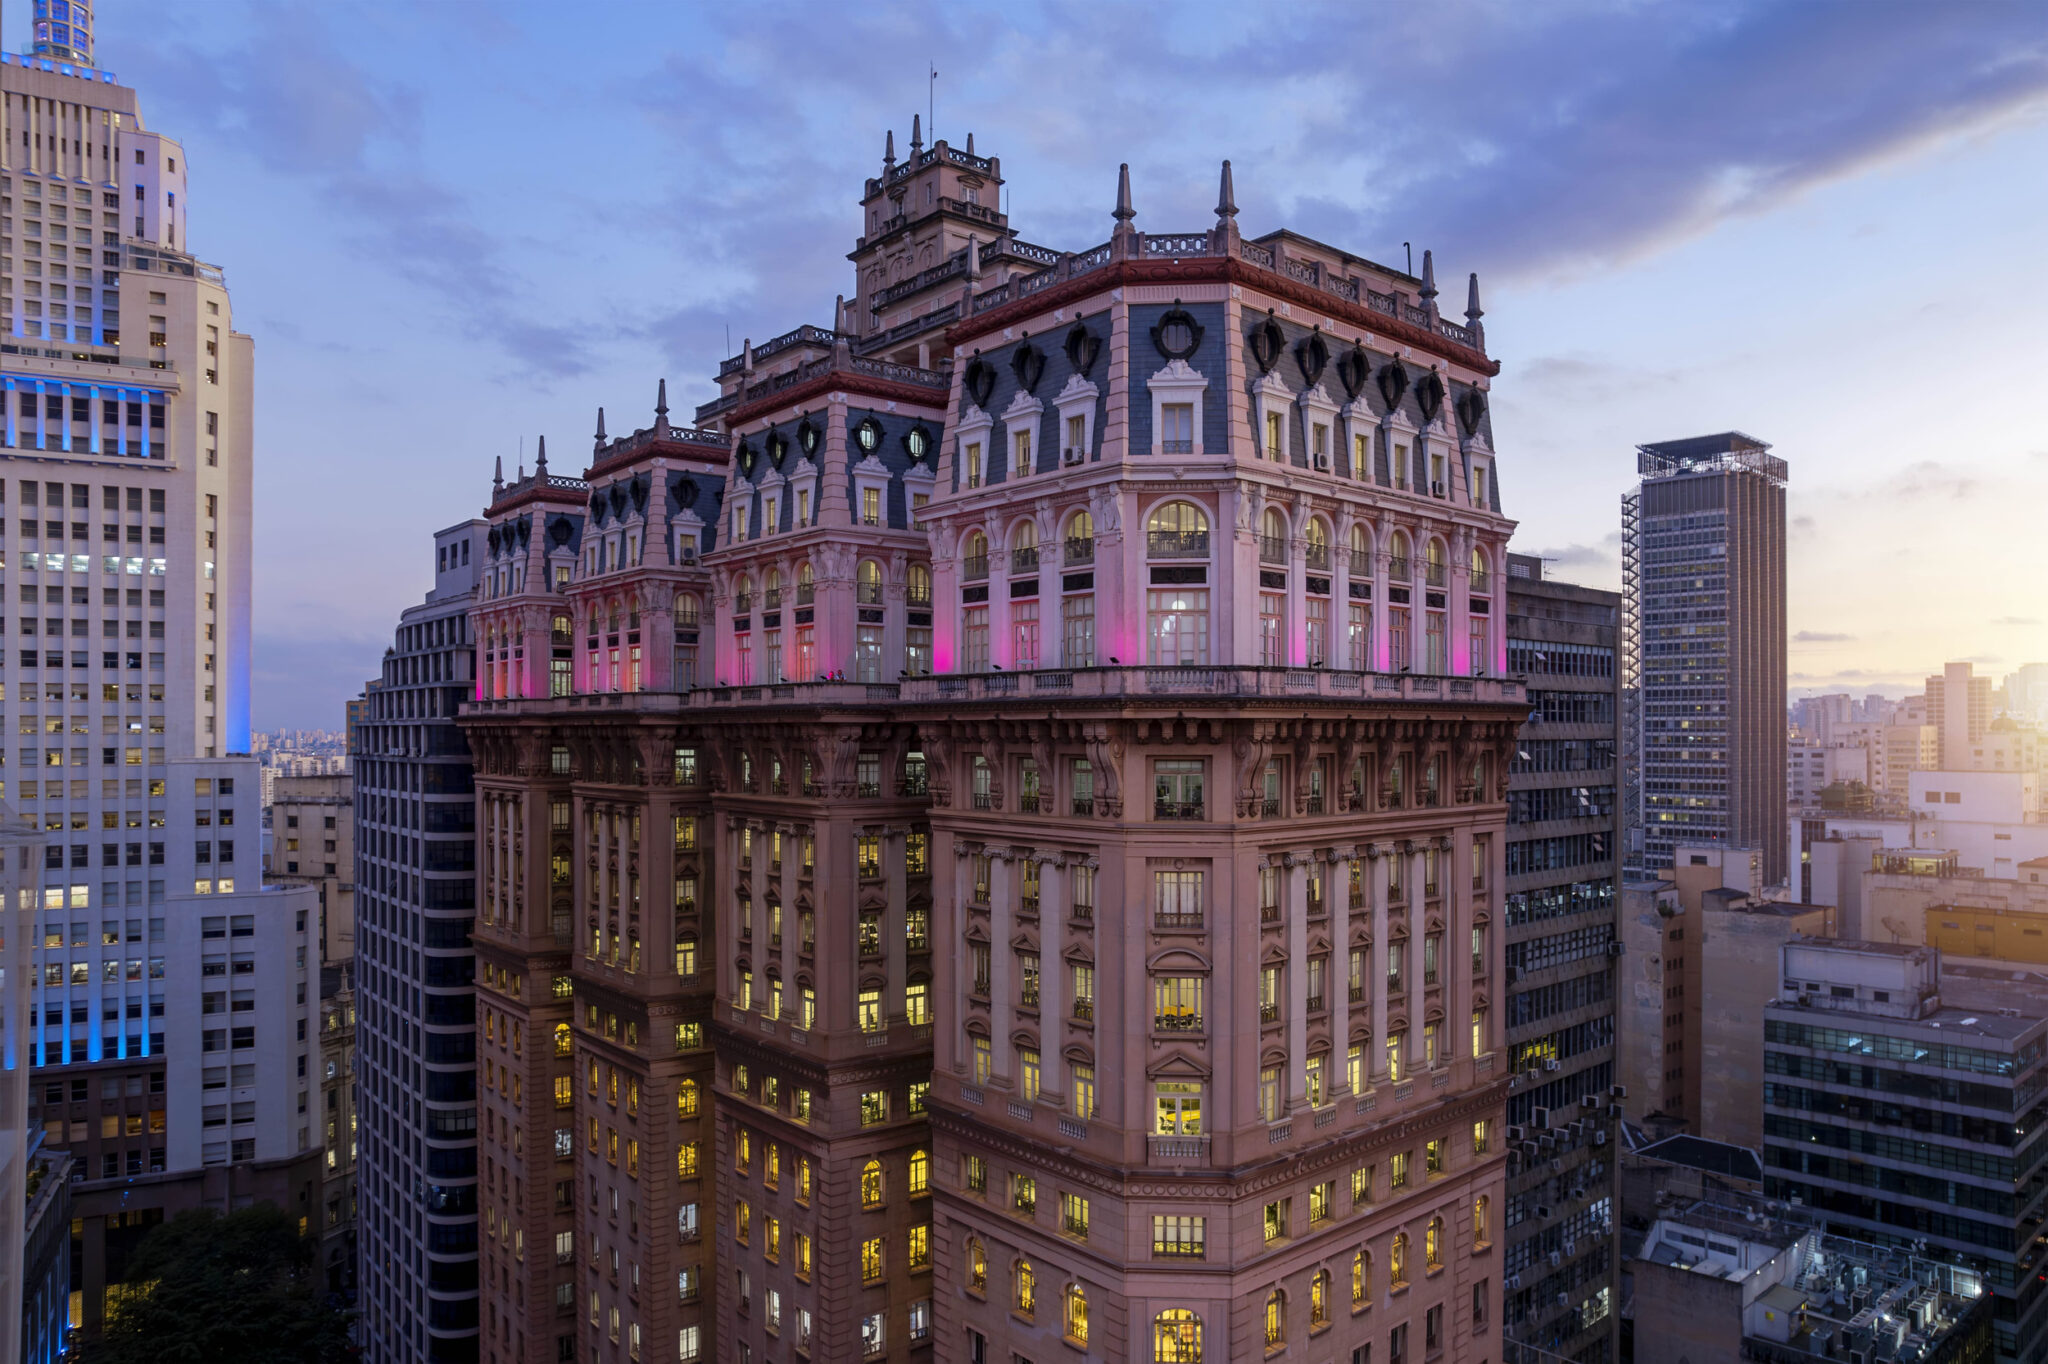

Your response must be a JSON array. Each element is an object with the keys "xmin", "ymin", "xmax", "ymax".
[
  {"xmin": 457, "ymin": 140, "xmax": 1524, "ymax": 1364},
  {"xmin": 0, "ymin": 803, "xmax": 44, "ymax": 1364},
  {"xmin": 1623, "ymin": 433, "xmax": 1787, "ymax": 884},
  {"xmin": 318, "ymin": 957, "xmax": 358, "ymax": 1300},
  {"xmin": 1500, "ymin": 553, "xmax": 1621, "ymax": 1363},
  {"xmin": 18, "ymin": 1144, "xmax": 73, "ymax": 1364},
  {"xmin": 267, "ymin": 771, "xmax": 356, "ymax": 963},
  {"xmin": 1762, "ymin": 939, "xmax": 2048, "ymax": 1363},
  {"xmin": 354, "ymin": 517, "xmax": 487, "ymax": 1364}
]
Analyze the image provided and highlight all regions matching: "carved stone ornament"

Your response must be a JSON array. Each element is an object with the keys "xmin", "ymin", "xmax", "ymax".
[{"xmin": 1454, "ymin": 388, "xmax": 1487, "ymax": 438}]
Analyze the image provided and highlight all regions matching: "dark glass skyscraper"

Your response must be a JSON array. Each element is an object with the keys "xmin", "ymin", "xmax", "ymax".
[
  {"xmin": 1502, "ymin": 553, "xmax": 1621, "ymax": 1363},
  {"xmin": 355, "ymin": 519, "xmax": 487, "ymax": 1364},
  {"xmin": 1624, "ymin": 434, "xmax": 1787, "ymax": 884}
]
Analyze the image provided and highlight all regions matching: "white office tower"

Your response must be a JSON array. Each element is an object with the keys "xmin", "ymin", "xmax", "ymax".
[{"xmin": 0, "ymin": 13, "xmax": 300, "ymax": 1334}]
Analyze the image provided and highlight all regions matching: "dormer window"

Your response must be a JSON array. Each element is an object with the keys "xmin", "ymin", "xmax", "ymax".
[
  {"xmin": 1266, "ymin": 411, "xmax": 1283, "ymax": 461},
  {"xmin": 855, "ymin": 418, "xmax": 882, "ymax": 454},
  {"xmin": 1012, "ymin": 428, "xmax": 1032, "ymax": 479},
  {"xmin": 966, "ymin": 443, "xmax": 983, "ymax": 488}
]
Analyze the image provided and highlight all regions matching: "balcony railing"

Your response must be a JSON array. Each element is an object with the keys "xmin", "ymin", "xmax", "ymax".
[
  {"xmin": 1259, "ymin": 1002, "xmax": 1280, "ymax": 1024},
  {"xmin": 1147, "ymin": 530, "xmax": 1209, "ymax": 559},
  {"xmin": 1387, "ymin": 556, "xmax": 1412, "ymax": 582},
  {"xmin": 1153, "ymin": 909, "xmax": 1204, "ymax": 931},
  {"xmin": 1470, "ymin": 568, "xmax": 1492, "ymax": 594},
  {"xmin": 1064, "ymin": 537, "xmax": 1094, "ymax": 565},
  {"xmin": 1154, "ymin": 800, "xmax": 1204, "ymax": 821},
  {"xmin": 962, "ymin": 555, "xmax": 989, "ymax": 582},
  {"xmin": 1305, "ymin": 542, "xmax": 1331, "ymax": 570},
  {"xmin": 1073, "ymin": 999, "xmax": 1095, "ymax": 1022},
  {"xmin": 1424, "ymin": 560, "xmax": 1447, "ymax": 588},
  {"xmin": 1154, "ymin": 1010, "xmax": 1202, "ymax": 1032},
  {"xmin": 1011, "ymin": 546, "xmax": 1039, "ymax": 573},
  {"xmin": 1257, "ymin": 535, "xmax": 1287, "ymax": 565},
  {"xmin": 1149, "ymin": 1134, "xmax": 1210, "ymax": 1162},
  {"xmin": 898, "ymin": 667, "xmax": 1526, "ymax": 707}
]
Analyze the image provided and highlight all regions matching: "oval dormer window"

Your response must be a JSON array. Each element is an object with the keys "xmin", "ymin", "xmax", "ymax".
[
  {"xmin": 856, "ymin": 418, "xmax": 883, "ymax": 453},
  {"xmin": 1152, "ymin": 305, "xmax": 1204, "ymax": 361},
  {"xmin": 905, "ymin": 426, "xmax": 929, "ymax": 460}
]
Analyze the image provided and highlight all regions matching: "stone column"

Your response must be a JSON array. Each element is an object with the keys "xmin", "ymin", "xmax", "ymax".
[
  {"xmin": 780, "ymin": 823, "xmax": 800, "ymax": 1013},
  {"xmin": 1408, "ymin": 842, "xmax": 1427, "ymax": 1071},
  {"xmin": 1370, "ymin": 845, "xmax": 1390, "ymax": 1083},
  {"xmin": 988, "ymin": 849, "xmax": 1013, "ymax": 1085},
  {"xmin": 1372, "ymin": 514, "xmax": 1393, "ymax": 673},
  {"xmin": 1286, "ymin": 853, "xmax": 1310, "ymax": 1109},
  {"xmin": 1332, "ymin": 847, "xmax": 1352, "ymax": 1093},
  {"xmin": 1448, "ymin": 527, "xmax": 1472, "ymax": 676},
  {"xmin": 883, "ymin": 825, "xmax": 908, "ymax": 1022},
  {"xmin": 1446, "ymin": 832, "xmax": 1470, "ymax": 1066},
  {"xmin": 1034, "ymin": 854, "xmax": 1063, "ymax": 1105},
  {"xmin": 1284, "ymin": 512, "xmax": 1308, "ymax": 667}
]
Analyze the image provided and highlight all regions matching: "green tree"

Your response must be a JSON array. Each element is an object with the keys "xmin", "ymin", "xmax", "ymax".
[{"xmin": 86, "ymin": 1205, "xmax": 354, "ymax": 1364}]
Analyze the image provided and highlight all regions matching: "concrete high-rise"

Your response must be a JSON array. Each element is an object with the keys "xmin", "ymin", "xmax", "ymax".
[
  {"xmin": 1, "ymin": 16, "xmax": 330, "ymax": 1334},
  {"xmin": 1926, "ymin": 661, "xmax": 1993, "ymax": 770},
  {"xmin": 354, "ymin": 518, "xmax": 487, "ymax": 1364},
  {"xmin": 1501, "ymin": 554, "xmax": 1621, "ymax": 1363},
  {"xmin": 1623, "ymin": 433, "xmax": 1787, "ymax": 884},
  {"xmin": 457, "ymin": 141, "xmax": 1524, "ymax": 1364}
]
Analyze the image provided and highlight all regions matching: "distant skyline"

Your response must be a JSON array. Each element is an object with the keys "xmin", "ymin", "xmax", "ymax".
[{"xmin": 73, "ymin": 0, "xmax": 2048, "ymax": 727}]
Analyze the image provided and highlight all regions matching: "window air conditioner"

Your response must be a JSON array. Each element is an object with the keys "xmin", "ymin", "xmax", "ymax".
[
  {"xmin": 1543, "ymin": 1057, "xmax": 1560, "ymax": 1072},
  {"xmin": 1063, "ymin": 447, "xmax": 1084, "ymax": 466},
  {"xmin": 1313, "ymin": 453, "xmax": 1331, "ymax": 471},
  {"xmin": 1431, "ymin": 481, "xmax": 1446, "ymax": 496}
]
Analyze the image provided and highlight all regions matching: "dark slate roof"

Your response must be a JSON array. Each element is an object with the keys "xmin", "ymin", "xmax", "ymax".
[
  {"xmin": 1637, "ymin": 1133, "xmax": 1764, "ymax": 1183},
  {"xmin": 1636, "ymin": 431, "xmax": 1771, "ymax": 460}
]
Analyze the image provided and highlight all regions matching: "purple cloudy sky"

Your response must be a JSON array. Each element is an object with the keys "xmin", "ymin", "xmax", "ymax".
[{"xmin": 73, "ymin": 1, "xmax": 2048, "ymax": 727}]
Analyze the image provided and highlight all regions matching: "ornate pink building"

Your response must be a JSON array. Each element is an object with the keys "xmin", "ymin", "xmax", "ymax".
[{"xmin": 458, "ymin": 129, "xmax": 1521, "ymax": 1364}]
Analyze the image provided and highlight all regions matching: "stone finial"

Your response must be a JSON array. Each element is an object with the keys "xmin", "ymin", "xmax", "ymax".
[
  {"xmin": 594, "ymin": 408, "xmax": 607, "ymax": 448},
  {"xmin": 742, "ymin": 337, "xmax": 754, "ymax": 372},
  {"xmin": 493, "ymin": 454, "xmax": 504, "ymax": 493},
  {"xmin": 966, "ymin": 236, "xmax": 981, "ymax": 279},
  {"xmin": 656, "ymin": 378, "xmax": 669, "ymax": 427},
  {"xmin": 1216, "ymin": 159, "xmax": 1237, "ymax": 220},
  {"xmin": 911, "ymin": 113, "xmax": 922, "ymax": 152},
  {"xmin": 883, "ymin": 128, "xmax": 895, "ymax": 168},
  {"xmin": 965, "ymin": 131, "xmax": 975, "ymax": 156},
  {"xmin": 535, "ymin": 435, "xmax": 548, "ymax": 475},
  {"xmin": 834, "ymin": 294, "xmax": 847, "ymax": 332},
  {"xmin": 1113, "ymin": 162, "xmax": 1135, "ymax": 224},
  {"xmin": 1466, "ymin": 272, "xmax": 1483, "ymax": 323},
  {"xmin": 1420, "ymin": 249, "xmax": 1437, "ymax": 301}
]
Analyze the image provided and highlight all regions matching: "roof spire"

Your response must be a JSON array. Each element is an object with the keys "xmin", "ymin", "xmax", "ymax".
[
  {"xmin": 965, "ymin": 131, "xmax": 975, "ymax": 156},
  {"xmin": 535, "ymin": 435, "xmax": 547, "ymax": 475},
  {"xmin": 911, "ymin": 113, "xmax": 922, "ymax": 153},
  {"xmin": 594, "ymin": 407, "xmax": 607, "ymax": 449},
  {"xmin": 1465, "ymin": 272, "xmax": 1483, "ymax": 323},
  {"xmin": 1216, "ymin": 159, "xmax": 1237, "ymax": 220},
  {"xmin": 493, "ymin": 454, "xmax": 504, "ymax": 493},
  {"xmin": 655, "ymin": 378, "xmax": 669, "ymax": 428},
  {"xmin": 1113, "ymin": 162, "xmax": 1134, "ymax": 224},
  {"xmin": 883, "ymin": 128, "xmax": 895, "ymax": 171},
  {"xmin": 1420, "ymin": 249, "xmax": 1437, "ymax": 301}
]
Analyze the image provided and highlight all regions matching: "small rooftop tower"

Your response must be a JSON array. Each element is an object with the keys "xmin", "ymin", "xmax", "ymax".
[{"xmin": 30, "ymin": 0, "xmax": 94, "ymax": 65}]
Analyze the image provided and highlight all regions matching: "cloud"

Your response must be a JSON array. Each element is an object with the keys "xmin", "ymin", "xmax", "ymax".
[
  {"xmin": 252, "ymin": 631, "xmax": 387, "ymax": 733},
  {"xmin": 1795, "ymin": 631, "xmax": 1856, "ymax": 643},
  {"xmin": 1993, "ymin": 616, "xmax": 2041, "ymax": 626}
]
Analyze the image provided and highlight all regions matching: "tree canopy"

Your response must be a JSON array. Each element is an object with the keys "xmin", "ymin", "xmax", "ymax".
[{"xmin": 85, "ymin": 1205, "xmax": 354, "ymax": 1364}]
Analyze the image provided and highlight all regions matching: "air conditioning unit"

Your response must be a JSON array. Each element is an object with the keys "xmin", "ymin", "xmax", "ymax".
[
  {"xmin": 1610, "ymin": 1084, "xmax": 1627, "ymax": 1100},
  {"xmin": 1313, "ymin": 453, "xmax": 1331, "ymax": 471},
  {"xmin": 1063, "ymin": 447, "xmax": 1085, "ymax": 466},
  {"xmin": 1431, "ymin": 481, "xmax": 1446, "ymax": 497},
  {"xmin": 1557, "ymin": 1292, "xmax": 1571, "ymax": 1308},
  {"xmin": 1548, "ymin": 1249, "xmax": 1562, "ymax": 1266},
  {"xmin": 1564, "ymin": 1240, "xmax": 1578, "ymax": 1256},
  {"xmin": 1508, "ymin": 1125, "xmax": 1527, "ymax": 1143},
  {"xmin": 1543, "ymin": 1057, "xmax": 1560, "ymax": 1072},
  {"xmin": 1607, "ymin": 941, "xmax": 1624, "ymax": 957},
  {"xmin": 1504, "ymin": 1274, "xmax": 1522, "ymax": 1291},
  {"xmin": 1593, "ymin": 1129, "xmax": 1608, "ymax": 1146}
]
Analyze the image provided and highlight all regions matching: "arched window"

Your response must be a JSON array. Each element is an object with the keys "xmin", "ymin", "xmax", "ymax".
[
  {"xmin": 796, "ymin": 561, "xmax": 815, "ymax": 604},
  {"xmin": 1389, "ymin": 531, "xmax": 1412, "ymax": 577},
  {"xmin": 1146, "ymin": 501, "xmax": 1209, "ymax": 557},
  {"xmin": 1015, "ymin": 1260, "xmax": 1037, "ymax": 1315},
  {"xmin": 1424, "ymin": 537, "xmax": 1447, "ymax": 587},
  {"xmin": 1259, "ymin": 507, "xmax": 1288, "ymax": 562},
  {"xmin": 907, "ymin": 562, "xmax": 931, "ymax": 606},
  {"xmin": 677, "ymin": 1080, "xmax": 697, "ymax": 1117},
  {"xmin": 857, "ymin": 559, "xmax": 883, "ymax": 605},
  {"xmin": 1066, "ymin": 508, "xmax": 1095, "ymax": 560},
  {"xmin": 552, "ymin": 613, "xmax": 573, "ymax": 644},
  {"xmin": 967, "ymin": 1238, "xmax": 987, "ymax": 1293},
  {"xmin": 1154, "ymin": 1309, "xmax": 1203, "ymax": 1363},
  {"xmin": 1352, "ymin": 1248, "xmax": 1372, "ymax": 1305},
  {"xmin": 860, "ymin": 1159, "xmax": 884, "ymax": 1209},
  {"xmin": 1304, "ymin": 517, "xmax": 1330, "ymax": 569},
  {"xmin": 1349, "ymin": 522, "xmax": 1371, "ymax": 562},
  {"xmin": 764, "ymin": 567, "xmax": 782, "ymax": 608},
  {"xmin": 908, "ymin": 1148, "xmax": 930, "ymax": 1195},
  {"xmin": 1263, "ymin": 1289, "xmax": 1285, "ymax": 1347},
  {"xmin": 1426, "ymin": 1215, "xmax": 1445, "ymax": 1270},
  {"xmin": 1064, "ymin": 1283, "xmax": 1089, "ymax": 1344},
  {"xmin": 734, "ymin": 573, "xmax": 755, "ymax": 614},
  {"xmin": 1013, "ymin": 520, "xmax": 1039, "ymax": 556},
  {"xmin": 965, "ymin": 530, "xmax": 988, "ymax": 559},
  {"xmin": 1310, "ymin": 1269, "xmax": 1331, "ymax": 1327},
  {"xmin": 1391, "ymin": 1232, "xmax": 1409, "ymax": 1286},
  {"xmin": 1474, "ymin": 1195, "xmax": 1491, "ymax": 1245}
]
